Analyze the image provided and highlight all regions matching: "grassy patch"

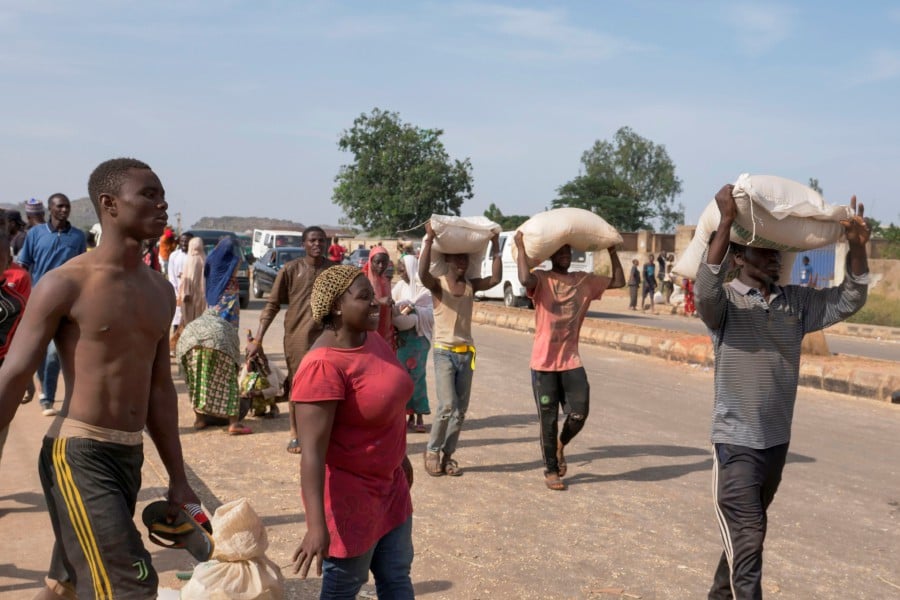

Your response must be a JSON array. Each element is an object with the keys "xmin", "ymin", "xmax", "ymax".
[{"xmin": 847, "ymin": 292, "xmax": 900, "ymax": 328}]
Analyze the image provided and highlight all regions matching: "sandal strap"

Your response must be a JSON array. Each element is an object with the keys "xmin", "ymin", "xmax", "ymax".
[{"xmin": 442, "ymin": 457, "xmax": 461, "ymax": 476}]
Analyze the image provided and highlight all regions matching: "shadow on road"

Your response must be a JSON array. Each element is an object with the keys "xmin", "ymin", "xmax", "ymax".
[
  {"xmin": 463, "ymin": 443, "xmax": 715, "ymax": 480},
  {"xmin": 0, "ymin": 491, "xmax": 45, "ymax": 517},
  {"xmin": 260, "ymin": 512, "xmax": 304, "ymax": 528},
  {"xmin": 414, "ymin": 579, "xmax": 454, "ymax": 596},
  {"xmin": 0, "ymin": 563, "xmax": 44, "ymax": 595},
  {"xmin": 464, "ymin": 413, "xmax": 535, "ymax": 431},
  {"xmin": 565, "ymin": 458, "xmax": 714, "ymax": 486}
]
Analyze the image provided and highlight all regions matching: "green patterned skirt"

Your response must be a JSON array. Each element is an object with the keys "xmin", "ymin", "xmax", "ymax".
[{"xmin": 182, "ymin": 347, "xmax": 239, "ymax": 418}]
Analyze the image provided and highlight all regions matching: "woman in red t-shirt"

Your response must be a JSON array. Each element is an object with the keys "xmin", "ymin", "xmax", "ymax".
[{"xmin": 290, "ymin": 265, "xmax": 414, "ymax": 598}]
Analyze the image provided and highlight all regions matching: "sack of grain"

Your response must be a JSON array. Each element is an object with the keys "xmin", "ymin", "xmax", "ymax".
[
  {"xmin": 512, "ymin": 207, "xmax": 622, "ymax": 267},
  {"xmin": 673, "ymin": 175, "xmax": 851, "ymax": 281},
  {"xmin": 429, "ymin": 215, "xmax": 501, "ymax": 280}
]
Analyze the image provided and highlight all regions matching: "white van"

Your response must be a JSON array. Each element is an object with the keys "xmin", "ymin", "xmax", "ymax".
[
  {"xmin": 474, "ymin": 231, "xmax": 594, "ymax": 307},
  {"xmin": 251, "ymin": 229, "xmax": 304, "ymax": 260}
]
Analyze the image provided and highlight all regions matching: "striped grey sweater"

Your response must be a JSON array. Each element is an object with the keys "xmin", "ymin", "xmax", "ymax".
[{"xmin": 696, "ymin": 249, "xmax": 868, "ymax": 449}]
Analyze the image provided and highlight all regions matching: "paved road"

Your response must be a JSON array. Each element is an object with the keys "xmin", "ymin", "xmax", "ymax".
[{"xmin": 2, "ymin": 303, "xmax": 898, "ymax": 599}]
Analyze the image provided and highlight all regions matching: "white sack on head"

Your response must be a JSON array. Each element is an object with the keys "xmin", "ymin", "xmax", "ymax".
[
  {"xmin": 512, "ymin": 208, "xmax": 622, "ymax": 267},
  {"xmin": 730, "ymin": 174, "xmax": 851, "ymax": 250},
  {"xmin": 673, "ymin": 174, "xmax": 851, "ymax": 281},
  {"xmin": 429, "ymin": 215, "xmax": 501, "ymax": 280}
]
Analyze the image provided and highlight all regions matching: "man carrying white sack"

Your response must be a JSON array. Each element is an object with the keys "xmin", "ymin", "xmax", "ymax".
[
  {"xmin": 514, "ymin": 232, "xmax": 625, "ymax": 490},
  {"xmin": 698, "ymin": 184, "xmax": 869, "ymax": 600},
  {"xmin": 419, "ymin": 221, "xmax": 501, "ymax": 477}
]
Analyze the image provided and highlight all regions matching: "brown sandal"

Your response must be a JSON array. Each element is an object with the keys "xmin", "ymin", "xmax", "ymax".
[
  {"xmin": 424, "ymin": 450, "xmax": 443, "ymax": 477},
  {"xmin": 441, "ymin": 454, "xmax": 462, "ymax": 477},
  {"xmin": 545, "ymin": 473, "xmax": 566, "ymax": 491},
  {"xmin": 557, "ymin": 442, "xmax": 567, "ymax": 478}
]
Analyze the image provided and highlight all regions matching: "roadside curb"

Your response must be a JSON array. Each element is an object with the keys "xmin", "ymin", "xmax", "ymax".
[
  {"xmin": 473, "ymin": 303, "xmax": 900, "ymax": 403},
  {"xmin": 826, "ymin": 322, "xmax": 900, "ymax": 342}
]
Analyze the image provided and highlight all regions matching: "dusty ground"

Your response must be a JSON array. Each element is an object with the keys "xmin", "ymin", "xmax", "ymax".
[{"xmin": 2, "ymin": 299, "xmax": 899, "ymax": 599}]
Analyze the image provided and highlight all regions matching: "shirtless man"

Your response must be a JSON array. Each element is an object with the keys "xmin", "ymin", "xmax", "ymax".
[
  {"xmin": 418, "ymin": 222, "xmax": 501, "ymax": 477},
  {"xmin": 0, "ymin": 158, "xmax": 201, "ymax": 599}
]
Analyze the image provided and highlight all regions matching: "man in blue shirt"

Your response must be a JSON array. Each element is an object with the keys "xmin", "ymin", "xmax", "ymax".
[
  {"xmin": 16, "ymin": 193, "xmax": 86, "ymax": 415},
  {"xmin": 799, "ymin": 255, "xmax": 817, "ymax": 288}
]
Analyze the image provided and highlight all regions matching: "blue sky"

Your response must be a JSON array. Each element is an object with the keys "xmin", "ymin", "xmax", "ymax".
[{"xmin": 2, "ymin": 1, "xmax": 899, "ymax": 231}]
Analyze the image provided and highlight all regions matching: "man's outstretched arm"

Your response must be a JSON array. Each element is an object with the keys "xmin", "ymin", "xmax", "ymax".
[{"xmin": 0, "ymin": 273, "xmax": 72, "ymax": 431}]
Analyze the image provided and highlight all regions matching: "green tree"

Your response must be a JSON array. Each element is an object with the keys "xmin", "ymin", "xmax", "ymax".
[
  {"xmin": 332, "ymin": 108, "xmax": 474, "ymax": 236},
  {"xmin": 483, "ymin": 203, "xmax": 529, "ymax": 230},
  {"xmin": 871, "ymin": 218, "xmax": 900, "ymax": 259},
  {"xmin": 553, "ymin": 126, "xmax": 683, "ymax": 232}
]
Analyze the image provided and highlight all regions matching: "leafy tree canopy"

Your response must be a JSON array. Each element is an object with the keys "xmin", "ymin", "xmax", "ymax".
[
  {"xmin": 483, "ymin": 203, "xmax": 529, "ymax": 231},
  {"xmin": 332, "ymin": 108, "xmax": 474, "ymax": 237},
  {"xmin": 553, "ymin": 126, "xmax": 683, "ymax": 232}
]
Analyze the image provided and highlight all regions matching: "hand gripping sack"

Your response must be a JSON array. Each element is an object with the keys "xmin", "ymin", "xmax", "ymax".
[
  {"xmin": 180, "ymin": 498, "xmax": 285, "ymax": 600},
  {"xmin": 429, "ymin": 215, "xmax": 501, "ymax": 280},
  {"xmin": 673, "ymin": 174, "xmax": 851, "ymax": 281},
  {"xmin": 512, "ymin": 208, "xmax": 623, "ymax": 267}
]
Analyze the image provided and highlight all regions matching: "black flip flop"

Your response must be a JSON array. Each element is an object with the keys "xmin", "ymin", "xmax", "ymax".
[{"xmin": 141, "ymin": 501, "xmax": 215, "ymax": 562}]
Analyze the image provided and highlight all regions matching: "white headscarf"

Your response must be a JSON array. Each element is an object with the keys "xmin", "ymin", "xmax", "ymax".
[{"xmin": 391, "ymin": 254, "xmax": 434, "ymax": 341}]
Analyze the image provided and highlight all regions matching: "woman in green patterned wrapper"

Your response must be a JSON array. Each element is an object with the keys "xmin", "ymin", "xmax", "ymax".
[{"xmin": 176, "ymin": 308, "xmax": 251, "ymax": 435}]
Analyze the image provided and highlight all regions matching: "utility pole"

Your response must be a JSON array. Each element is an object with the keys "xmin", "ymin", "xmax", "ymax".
[{"xmin": 175, "ymin": 212, "xmax": 182, "ymax": 235}]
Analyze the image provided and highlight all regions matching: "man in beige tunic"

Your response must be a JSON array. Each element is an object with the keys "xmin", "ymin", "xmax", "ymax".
[{"xmin": 246, "ymin": 226, "xmax": 335, "ymax": 453}]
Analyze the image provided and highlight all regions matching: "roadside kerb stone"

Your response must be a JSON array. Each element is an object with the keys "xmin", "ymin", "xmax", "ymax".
[
  {"xmin": 828, "ymin": 322, "xmax": 900, "ymax": 342},
  {"xmin": 473, "ymin": 303, "xmax": 899, "ymax": 402}
]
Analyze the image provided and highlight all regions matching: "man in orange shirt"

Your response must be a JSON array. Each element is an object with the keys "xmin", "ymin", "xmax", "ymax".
[{"xmin": 515, "ymin": 233, "xmax": 624, "ymax": 490}]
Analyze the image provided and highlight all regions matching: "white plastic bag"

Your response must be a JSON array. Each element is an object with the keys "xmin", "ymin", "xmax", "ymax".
[
  {"xmin": 512, "ymin": 208, "xmax": 623, "ymax": 267},
  {"xmin": 429, "ymin": 215, "xmax": 501, "ymax": 280},
  {"xmin": 239, "ymin": 363, "xmax": 284, "ymax": 401},
  {"xmin": 180, "ymin": 558, "xmax": 284, "ymax": 600},
  {"xmin": 180, "ymin": 498, "xmax": 285, "ymax": 600}
]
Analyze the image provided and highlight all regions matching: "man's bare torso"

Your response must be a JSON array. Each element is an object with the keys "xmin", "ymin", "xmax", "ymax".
[{"xmin": 52, "ymin": 252, "xmax": 174, "ymax": 432}]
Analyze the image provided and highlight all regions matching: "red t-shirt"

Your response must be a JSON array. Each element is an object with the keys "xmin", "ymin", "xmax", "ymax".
[
  {"xmin": 291, "ymin": 333, "xmax": 413, "ymax": 558},
  {"xmin": 528, "ymin": 270, "xmax": 610, "ymax": 371},
  {"xmin": 0, "ymin": 264, "xmax": 32, "ymax": 359},
  {"xmin": 328, "ymin": 244, "xmax": 345, "ymax": 263}
]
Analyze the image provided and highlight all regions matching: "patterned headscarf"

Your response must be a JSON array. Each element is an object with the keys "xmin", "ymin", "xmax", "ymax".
[{"xmin": 311, "ymin": 265, "xmax": 364, "ymax": 325}]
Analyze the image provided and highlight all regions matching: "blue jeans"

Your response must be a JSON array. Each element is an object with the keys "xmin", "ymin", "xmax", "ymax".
[
  {"xmin": 37, "ymin": 340, "xmax": 61, "ymax": 406},
  {"xmin": 320, "ymin": 516, "xmax": 414, "ymax": 600},
  {"xmin": 427, "ymin": 348, "xmax": 474, "ymax": 457}
]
